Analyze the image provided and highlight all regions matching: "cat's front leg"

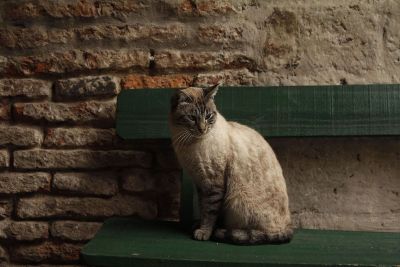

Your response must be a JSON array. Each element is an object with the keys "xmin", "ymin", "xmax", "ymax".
[{"xmin": 193, "ymin": 186, "xmax": 224, "ymax": 241}]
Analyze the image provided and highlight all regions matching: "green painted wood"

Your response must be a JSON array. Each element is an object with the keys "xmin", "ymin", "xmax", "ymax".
[
  {"xmin": 116, "ymin": 84, "xmax": 400, "ymax": 139},
  {"xmin": 82, "ymin": 218, "xmax": 400, "ymax": 267}
]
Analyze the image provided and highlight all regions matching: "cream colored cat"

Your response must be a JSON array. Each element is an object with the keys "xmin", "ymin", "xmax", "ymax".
[{"xmin": 169, "ymin": 84, "xmax": 292, "ymax": 245}]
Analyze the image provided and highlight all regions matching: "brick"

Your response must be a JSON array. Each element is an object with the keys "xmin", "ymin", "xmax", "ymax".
[
  {"xmin": 3, "ymin": 0, "xmax": 145, "ymax": 21},
  {"xmin": 76, "ymin": 23, "xmax": 185, "ymax": 43},
  {"xmin": 5, "ymin": 221, "xmax": 48, "ymax": 241},
  {"xmin": 10, "ymin": 242, "xmax": 81, "ymax": 263},
  {"xmin": 14, "ymin": 149, "xmax": 152, "ymax": 169},
  {"xmin": 0, "ymin": 245, "xmax": 8, "ymax": 261},
  {"xmin": 0, "ymin": 27, "xmax": 73, "ymax": 49},
  {"xmin": 17, "ymin": 195, "xmax": 157, "ymax": 219},
  {"xmin": 53, "ymin": 172, "xmax": 118, "ymax": 196},
  {"xmin": 165, "ymin": 0, "xmax": 253, "ymax": 17},
  {"xmin": 154, "ymin": 50, "xmax": 257, "ymax": 72},
  {"xmin": 0, "ymin": 79, "xmax": 51, "ymax": 98},
  {"xmin": 0, "ymin": 220, "xmax": 9, "ymax": 239},
  {"xmin": 0, "ymin": 200, "xmax": 12, "ymax": 219},
  {"xmin": 194, "ymin": 69, "xmax": 256, "ymax": 86},
  {"xmin": 0, "ymin": 99, "xmax": 10, "ymax": 121},
  {"xmin": 0, "ymin": 23, "xmax": 185, "ymax": 49},
  {"xmin": 54, "ymin": 76, "xmax": 119, "ymax": 100},
  {"xmin": 51, "ymin": 221, "xmax": 102, "ymax": 241},
  {"xmin": 0, "ymin": 172, "xmax": 50, "ymax": 194},
  {"xmin": 0, "ymin": 150, "xmax": 9, "ymax": 168},
  {"xmin": 0, "ymin": 125, "xmax": 43, "ymax": 147},
  {"xmin": 2, "ymin": 49, "xmax": 148, "ymax": 76},
  {"xmin": 13, "ymin": 101, "xmax": 116, "ymax": 125},
  {"xmin": 122, "ymin": 168, "xmax": 156, "ymax": 192},
  {"xmin": 197, "ymin": 24, "xmax": 244, "ymax": 45},
  {"xmin": 121, "ymin": 74, "xmax": 194, "ymax": 89},
  {"xmin": 44, "ymin": 128, "xmax": 116, "ymax": 147}
]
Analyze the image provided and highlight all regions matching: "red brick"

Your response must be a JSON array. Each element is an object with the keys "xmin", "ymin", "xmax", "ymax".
[
  {"xmin": 0, "ymin": 172, "xmax": 51, "ymax": 194},
  {"xmin": 54, "ymin": 76, "xmax": 120, "ymax": 100},
  {"xmin": 197, "ymin": 24, "xmax": 244, "ymax": 45},
  {"xmin": 122, "ymin": 168, "xmax": 156, "ymax": 192},
  {"xmin": 0, "ymin": 27, "xmax": 73, "ymax": 49},
  {"xmin": 0, "ymin": 245, "xmax": 8, "ymax": 261},
  {"xmin": 51, "ymin": 221, "xmax": 102, "ymax": 241},
  {"xmin": 0, "ymin": 150, "xmax": 9, "ymax": 168},
  {"xmin": 44, "ymin": 128, "xmax": 116, "ymax": 147},
  {"xmin": 121, "ymin": 74, "xmax": 194, "ymax": 89},
  {"xmin": 194, "ymin": 69, "xmax": 256, "ymax": 86},
  {"xmin": 0, "ymin": 23, "xmax": 185, "ymax": 49},
  {"xmin": 13, "ymin": 149, "xmax": 152, "ymax": 169},
  {"xmin": 13, "ymin": 101, "xmax": 116, "ymax": 125},
  {"xmin": 0, "ymin": 79, "xmax": 51, "ymax": 98},
  {"xmin": 167, "ymin": 0, "xmax": 252, "ymax": 17},
  {"xmin": 2, "ymin": 49, "xmax": 148, "ymax": 76},
  {"xmin": 5, "ymin": 221, "xmax": 49, "ymax": 241},
  {"xmin": 17, "ymin": 195, "xmax": 157, "ymax": 219},
  {"xmin": 0, "ymin": 125, "xmax": 43, "ymax": 147},
  {"xmin": 53, "ymin": 172, "xmax": 118, "ymax": 196},
  {"xmin": 76, "ymin": 23, "xmax": 185, "ymax": 43},
  {"xmin": 3, "ymin": 0, "xmax": 145, "ymax": 21},
  {"xmin": 0, "ymin": 199, "xmax": 13, "ymax": 219},
  {"xmin": 11, "ymin": 242, "xmax": 82, "ymax": 263},
  {"xmin": 0, "ymin": 99, "xmax": 10, "ymax": 121},
  {"xmin": 154, "ymin": 50, "xmax": 257, "ymax": 72}
]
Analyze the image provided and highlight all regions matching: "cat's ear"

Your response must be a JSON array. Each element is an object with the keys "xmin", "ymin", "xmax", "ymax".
[
  {"xmin": 171, "ymin": 89, "xmax": 191, "ymax": 111},
  {"xmin": 204, "ymin": 83, "xmax": 220, "ymax": 102}
]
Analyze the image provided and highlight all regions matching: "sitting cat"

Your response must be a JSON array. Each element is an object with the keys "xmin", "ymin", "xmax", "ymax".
[{"xmin": 169, "ymin": 84, "xmax": 293, "ymax": 245}]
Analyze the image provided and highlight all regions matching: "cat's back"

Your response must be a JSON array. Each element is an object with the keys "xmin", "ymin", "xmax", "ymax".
[
  {"xmin": 227, "ymin": 121, "xmax": 270, "ymax": 151},
  {"xmin": 226, "ymin": 120, "xmax": 282, "ymax": 175}
]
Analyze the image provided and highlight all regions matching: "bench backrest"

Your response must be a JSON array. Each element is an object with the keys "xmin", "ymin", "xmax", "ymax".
[
  {"xmin": 117, "ymin": 85, "xmax": 400, "ymax": 139},
  {"xmin": 116, "ymin": 85, "xmax": 400, "ymax": 227}
]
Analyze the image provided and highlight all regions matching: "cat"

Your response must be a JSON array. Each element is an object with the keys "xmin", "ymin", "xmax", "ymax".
[{"xmin": 168, "ymin": 84, "xmax": 293, "ymax": 245}]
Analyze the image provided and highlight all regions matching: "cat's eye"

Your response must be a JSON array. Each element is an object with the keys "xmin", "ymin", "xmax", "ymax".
[
  {"xmin": 205, "ymin": 113, "xmax": 213, "ymax": 120},
  {"xmin": 188, "ymin": 115, "xmax": 196, "ymax": 121}
]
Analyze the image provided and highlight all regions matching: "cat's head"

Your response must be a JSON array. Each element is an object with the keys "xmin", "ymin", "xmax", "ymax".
[{"xmin": 169, "ymin": 84, "xmax": 220, "ymax": 138}]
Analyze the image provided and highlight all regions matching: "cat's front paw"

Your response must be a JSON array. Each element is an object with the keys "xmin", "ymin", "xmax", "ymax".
[{"xmin": 193, "ymin": 228, "xmax": 212, "ymax": 241}]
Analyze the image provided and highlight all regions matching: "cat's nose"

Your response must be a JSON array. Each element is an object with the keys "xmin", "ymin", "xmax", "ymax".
[{"xmin": 198, "ymin": 121, "xmax": 206, "ymax": 133}]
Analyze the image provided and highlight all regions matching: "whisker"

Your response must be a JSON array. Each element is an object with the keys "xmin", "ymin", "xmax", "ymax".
[{"xmin": 173, "ymin": 129, "xmax": 193, "ymax": 148}]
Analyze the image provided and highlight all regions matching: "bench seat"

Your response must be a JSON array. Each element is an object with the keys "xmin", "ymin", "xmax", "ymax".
[{"xmin": 82, "ymin": 218, "xmax": 400, "ymax": 267}]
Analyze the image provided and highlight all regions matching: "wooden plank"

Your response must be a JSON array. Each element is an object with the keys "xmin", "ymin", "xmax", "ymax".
[
  {"xmin": 82, "ymin": 218, "xmax": 400, "ymax": 267},
  {"xmin": 116, "ymin": 85, "xmax": 400, "ymax": 139}
]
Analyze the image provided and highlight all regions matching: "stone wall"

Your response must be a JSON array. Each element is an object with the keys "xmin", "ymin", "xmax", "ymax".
[{"xmin": 0, "ymin": 0, "xmax": 399, "ymax": 265}]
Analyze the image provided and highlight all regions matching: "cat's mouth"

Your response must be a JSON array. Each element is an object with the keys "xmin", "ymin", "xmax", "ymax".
[{"xmin": 190, "ymin": 129, "xmax": 209, "ymax": 138}]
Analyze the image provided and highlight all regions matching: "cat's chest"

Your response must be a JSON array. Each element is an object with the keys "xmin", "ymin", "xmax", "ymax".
[{"xmin": 177, "ymin": 141, "xmax": 227, "ymax": 179}]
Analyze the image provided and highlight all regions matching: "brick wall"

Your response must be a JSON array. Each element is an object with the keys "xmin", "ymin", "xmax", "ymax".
[{"xmin": 0, "ymin": 0, "xmax": 399, "ymax": 265}]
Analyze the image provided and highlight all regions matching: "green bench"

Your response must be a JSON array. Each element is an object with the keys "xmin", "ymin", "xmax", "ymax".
[{"xmin": 82, "ymin": 85, "xmax": 400, "ymax": 267}]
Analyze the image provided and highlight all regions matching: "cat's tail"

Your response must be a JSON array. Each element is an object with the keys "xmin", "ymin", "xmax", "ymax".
[{"xmin": 212, "ymin": 227, "xmax": 293, "ymax": 245}]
